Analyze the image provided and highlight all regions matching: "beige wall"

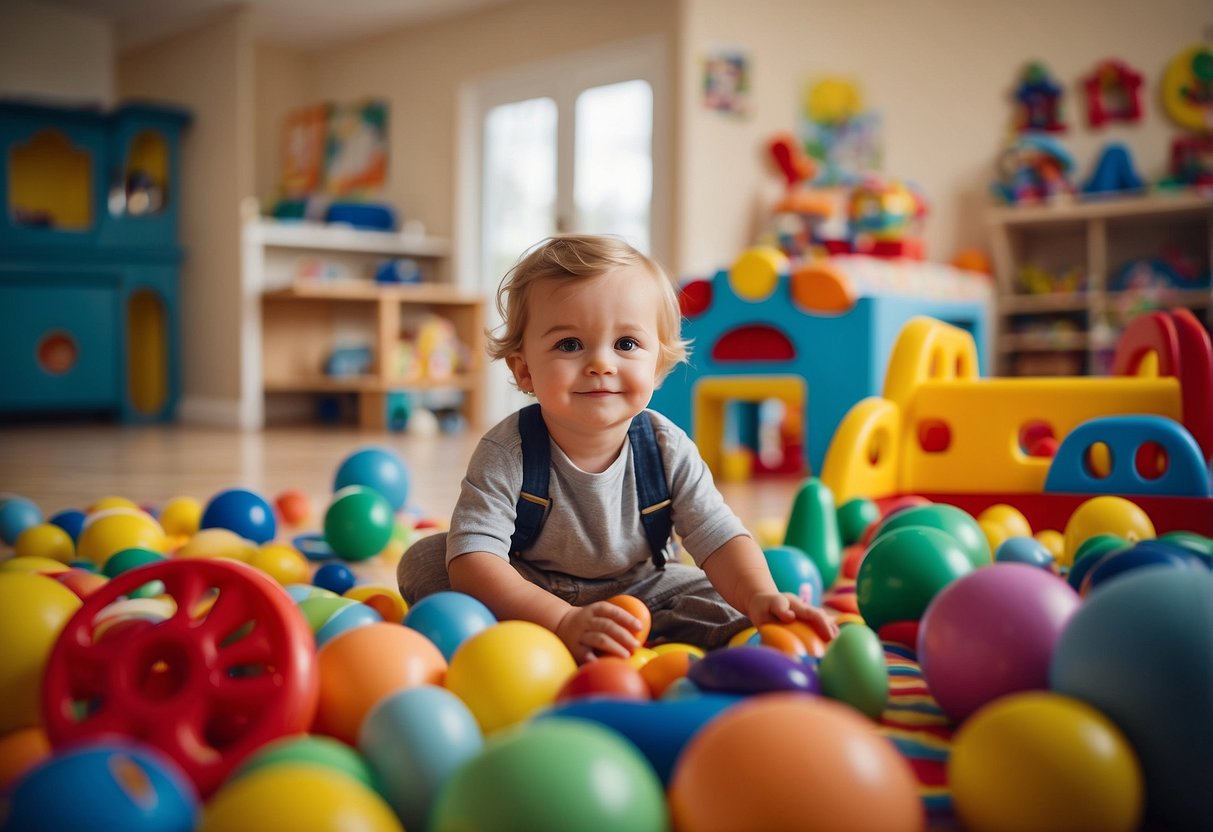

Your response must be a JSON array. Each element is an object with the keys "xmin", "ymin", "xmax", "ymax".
[
  {"xmin": 117, "ymin": 8, "xmax": 256, "ymax": 419},
  {"xmin": 254, "ymin": 0, "xmax": 681, "ymax": 250},
  {"xmin": 254, "ymin": 45, "xmax": 312, "ymax": 207},
  {"xmin": 0, "ymin": 0, "xmax": 113, "ymax": 105},
  {"xmin": 677, "ymin": 0, "xmax": 1212, "ymax": 276}
]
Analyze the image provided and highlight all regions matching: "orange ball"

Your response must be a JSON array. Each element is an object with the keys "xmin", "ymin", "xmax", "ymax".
[
  {"xmin": 275, "ymin": 489, "xmax": 312, "ymax": 527},
  {"xmin": 0, "ymin": 726, "xmax": 52, "ymax": 791},
  {"xmin": 606, "ymin": 594, "xmax": 651, "ymax": 650},
  {"xmin": 638, "ymin": 650, "xmax": 694, "ymax": 698},
  {"xmin": 313, "ymin": 622, "xmax": 446, "ymax": 744},
  {"xmin": 555, "ymin": 657, "xmax": 650, "ymax": 703},
  {"xmin": 669, "ymin": 694, "xmax": 924, "ymax": 832}
]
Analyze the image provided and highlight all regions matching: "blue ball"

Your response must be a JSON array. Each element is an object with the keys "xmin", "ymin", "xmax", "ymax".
[
  {"xmin": 199, "ymin": 488, "xmax": 276, "ymax": 544},
  {"xmin": 994, "ymin": 535, "xmax": 1055, "ymax": 569},
  {"xmin": 315, "ymin": 600, "xmax": 382, "ymax": 647},
  {"xmin": 334, "ymin": 446, "xmax": 410, "ymax": 512},
  {"xmin": 1051, "ymin": 568, "xmax": 1213, "ymax": 831},
  {"xmin": 1083, "ymin": 542, "xmax": 1206, "ymax": 595},
  {"xmin": 49, "ymin": 508, "xmax": 87, "ymax": 543},
  {"xmin": 763, "ymin": 545, "xmax": 824, "ymax": 604},
  {"xmin": 404, "ymin": 591, "xmax": 497, "ymax": 661},
  {"xmin": 5, "ymin": 740, "xmax": 198, "ymax": 832},
  {"xmin": 313, "ymin": 561, "xmax": 357, "ymax": 595},
  {"xmin": 0, "ymin": 495, "xmax": 42, "ymax": 545}
]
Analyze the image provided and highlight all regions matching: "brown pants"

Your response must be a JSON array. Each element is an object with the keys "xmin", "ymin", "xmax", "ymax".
[{"xmin": 397, "ymin": 532, "xmax": 751, "ymax": 650}]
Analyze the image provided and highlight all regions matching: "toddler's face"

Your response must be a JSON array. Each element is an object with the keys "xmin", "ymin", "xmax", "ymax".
[{"xmin": 509, "ymin": 265, "xmax": 663, "ymax": 437}]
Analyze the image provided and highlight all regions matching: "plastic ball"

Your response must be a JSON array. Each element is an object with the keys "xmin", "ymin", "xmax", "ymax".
[
  {"xmin": 14, "ymin": 523, "xmax": 75, "ymax": 562},
  {"xmin": 88, "ymin": 495, "xmax": 139, "ymax": 513},
  {"xmin": 403, "ymin": 590, "xmax": 497, "ymax": 661},
  {"xmin": 101, "ymin": 546, "xmax": 166, "ymax": 577},
  {"xmin": 232, "ymin": 734, "xmax": 378, "ymax": 791},
  {"xmin": 0, "ymin": 556, "xmax": 68, "ymax": 575},
  {"xmin": 334, "ymin": 446, "xmax": 411, "ymax": 512},
  {"xmin": 5, "ymin": 740, "xmax": 198, "ymax": 832},
  {"xmin": 1081, "ymin": 540, "xmax": 1206, "ymax": 596},
  {"xmin": 556, "ymin": 657, "xmax": 651, "ymax": 702},
  {"xmin": 324, "ymin": 485, "xmax": 394, "ymax": 561},
  {"xmin": 1034, "ymin": 528, "xmax": 1064, "ymax": 560},
  {"xmin": 246, "ymin": 542, "xmax": 310, "ymax": 586},
  {"xmin": 48, "ymin": 508, "xmax": 86, "ymax": 543},
  {"xmin": 444, "ymin": 620, "xmax": 577, "ymax": 734},
  {"xmin": 977, "ymin": 503, "xmax": 1032, "ymax": 539},
  {"xmin": 176, "ymin": 527, "xmax": 255, "ymax": 561},
  {"xmin": 200, "ymin": 764, "xmax": 400, "ymax": 832},
  {"xmin": 345, "ymin": 585, "xmax": 407, "ymax": 623},
  {"xmin": 762, "ymin": 544, "xmax": 823, "ymax": 603},
  {"xmin": 638, "ymin": 650, "xmax": 696, "ymax": 698},
  {"xmin": 856, "ymin": 526, "xmax": 973, "ymax": 634},
  {"xmin": 995, "ymin": 535, "xmax": 1055, "ymax": 569},
  {"xmin": 977, "ymin": 519, "xmax": 1010, "ymax": 554},
  {"xmin": 688, "ymin": 645, "xmax": 818, "ymax": 695},
  {"xmin": 297, "ymin": 595, "xmax": 359, "ymax": 633},
  {"xmin": 1061, "ymin": 495, "xmax": 1155, "ymax": 568},
  {"xmin": 836, "ymin": 497, "xmax": 880, "ymax": 546},
  {"xmin": 0, "ymin": 726, "xmax": 51, "ymax": 792},
  {"xmin": 48, "ymin": 567, "xmax": 109, "ymax": 600},
  {"xmin": 359, "ymin": 685, "xmax": 484, "ymax": 832},
  {"xmin": 950, "ymin": 692, "xmax": 1143, "ymax": 832},
  {"xmin": 606, "ymin": 593, "xmax": 652, "ymax": 648},
  {"xmin": 313, "ymin": 561, "xmax": 356, "ymax": 595},
  {"xmin": 874, "ymin": 503, "xmax": 991, "ymax": 569},
  {"xmin": 0, "ymin": 495, "xmax": 43, "ymax": 545},
  {"xmin": 199, "ymin": 488, "xmax": 277, "ymax": 545},
  {"xmin": 313, "ymin": 622, "xmax": 447, "ymax": 744},
  {"xmin": 431, "ymin": 717, "xmax": 666, "ymax": 832},
  {"xmin": 1051, "ymin": 568, "xmax": 1213, "ymax": 831},
  {"xmin": 818, "ymin": 623, "xmax": 888, "ymax": 720},
  {"xmin": 273, "ymin": 488, "xmax": 312, "ymax": 527},
  {"xmin": 314, "ymin": 600, "xmax": 382, "ymax": 648},
  {"xmin": 159, "ymin": 496, "xmax": 202, "ymax": 537},
  {"xmin": 918, "ymin": 563, "xmax": 1079, "ymax": 723},
  {"xmin": 0, "ymin": 571, "xmax": 82, "ymax": 734},
  {"xmin": 669, "ymin": 694, "xmax": 923, "ymax": 832},
  {"xmin": 75, "ymin": 508, "xmax": 165, "ymax": 567}
]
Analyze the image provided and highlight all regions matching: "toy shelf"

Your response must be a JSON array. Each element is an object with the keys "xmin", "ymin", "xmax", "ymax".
[
  {"xmin": 988, "ymin": 191, "xmax": 1213, "ymax": 377},
  {"xmin": 251, "ymin": 217, "xmax": 485, "ymax": 431}
]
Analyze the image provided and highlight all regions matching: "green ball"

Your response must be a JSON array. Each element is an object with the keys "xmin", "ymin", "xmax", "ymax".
[
  {"xmin": 1158, "ymin": 530, "xmax": 1213, "ymax": 559},
  {"xmin": 1071, "ymin": 533, "xmax": 1129, "ymax": 567},
  {"xmin": 324, "ymin": 485, "xmax": 394, "ymax": 561},
  {"xmin": 233, "ymin": 734, "xmax": 379, "ymax": 792},
  {"xmin": 297, "ymin": 595, "xmax": 358, "ymax": 633},
  {"xmin": 856, "ymin": 526, "xmax": 973, "ymax": 633},
  {"xmin": 836, "ymin": 498, "xmax": 880, "ymax": 546},
  {"xmin": 430, "ymin": 718, "xmax": 667, "ymax": 832},
  {"xmin": 101, "ymin": 547, "xmax": 166, "ymax": 578},
  {"xmin": 819, "ymin": 623, "xmax": 888, "ymax": 720},
  {"xmin": 874, "ymin": 504, "xmax": 991, "ymax": 569}
]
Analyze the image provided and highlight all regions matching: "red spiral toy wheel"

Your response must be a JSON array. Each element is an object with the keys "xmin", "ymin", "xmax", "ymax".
[{"xmin": 42, "ymin": 558, "xmax": 319, "ymax": 796}]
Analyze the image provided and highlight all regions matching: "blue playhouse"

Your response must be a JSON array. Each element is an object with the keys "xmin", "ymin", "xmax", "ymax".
[{"xmin": 0, "ymin": 100, "xmax": 190, "ymax": 421}]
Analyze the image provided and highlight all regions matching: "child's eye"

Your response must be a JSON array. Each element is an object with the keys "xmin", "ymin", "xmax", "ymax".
[
  {"xmin": 615, "ymin": 337, "xmax": 640, "ymax": 352},
  {"xmin": 555, "ymin": 338, "xmax": 582, "ymax": 352}
]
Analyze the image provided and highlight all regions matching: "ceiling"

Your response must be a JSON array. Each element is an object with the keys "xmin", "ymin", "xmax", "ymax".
[{"xmin": 41, "ymin": 0, "xmax": 516, "ymax": 52}]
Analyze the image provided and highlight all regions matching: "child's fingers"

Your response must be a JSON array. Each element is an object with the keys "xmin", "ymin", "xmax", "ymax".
[
  {"xmin": 584, "ymin": 627, "xmax": 634, "ymax": 659},
  {"xmin": 594, "ymin": 601, "xmax": 644, "ymax": 632}
]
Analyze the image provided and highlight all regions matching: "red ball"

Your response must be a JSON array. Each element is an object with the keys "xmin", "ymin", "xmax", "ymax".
[
  {"xmin": 555, "ymin": 658, "xmax": 650, "ymax": 703},
  {"xmin": 274, "ymin": 489, "xmax": 312, "ymax": 527}
]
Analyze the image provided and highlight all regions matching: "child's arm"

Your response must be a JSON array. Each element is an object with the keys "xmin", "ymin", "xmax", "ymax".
[
  {"xmin": 702, "ymin": 535, "xmax": 838, "ymax": 640},
  {"xmin": 449, "ymin": 551, "xmax": 644, "ymax": 663}
]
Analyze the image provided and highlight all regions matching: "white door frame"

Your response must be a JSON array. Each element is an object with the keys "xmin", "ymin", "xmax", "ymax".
[{"xmin": 455, "ymin": 35, "xmax": 672, "ymax": 425}]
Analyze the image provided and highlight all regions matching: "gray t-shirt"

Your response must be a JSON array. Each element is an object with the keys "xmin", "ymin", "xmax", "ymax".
[{"xmin": 446, "ymin": 408, "xmax": 750, "ymax": 579}]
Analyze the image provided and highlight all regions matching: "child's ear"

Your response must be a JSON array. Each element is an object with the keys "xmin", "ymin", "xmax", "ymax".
[{"xmin": 507, "ymin": 353, "xmax": 533, "ymax": 394}]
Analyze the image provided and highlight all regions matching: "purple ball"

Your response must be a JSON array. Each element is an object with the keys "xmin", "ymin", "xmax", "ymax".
[{"xmin": 917, "ymin": 563, "xmax": 1079, "ymax": 724}]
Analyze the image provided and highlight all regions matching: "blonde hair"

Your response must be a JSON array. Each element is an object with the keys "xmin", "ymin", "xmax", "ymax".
[{"xmin": 487, "ymin": 234, "xmax": 690, "ymax": 383}]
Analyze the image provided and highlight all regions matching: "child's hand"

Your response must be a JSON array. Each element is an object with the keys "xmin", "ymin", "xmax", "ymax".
[
  {"xmin": 747, "ymin": 592, "xmax": 838, "ymax": 642},
  {"xmin": 556, "ymin": 601, "xmax": 645, "ymax": 663}
]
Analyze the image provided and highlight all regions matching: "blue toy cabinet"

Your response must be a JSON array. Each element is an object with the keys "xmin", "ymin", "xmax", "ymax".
[{"xmin": 0, "ymin": 100, "xmax": 190, "ymax": 421}]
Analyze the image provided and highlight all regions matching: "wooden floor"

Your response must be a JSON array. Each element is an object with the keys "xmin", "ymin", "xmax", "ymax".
[{"xmin": 0, "ymin": 422, "xmax": 804, "ymax": 539}]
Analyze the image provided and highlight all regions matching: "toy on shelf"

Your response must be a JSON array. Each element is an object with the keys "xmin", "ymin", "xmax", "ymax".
[
  {"xmin": 819, "ymin": 309, "xmax": 1213, "ymax": 534},
  {"xmin": 649, "ymin": 247, "xmax": 988, "ymax": 479},
  {"xmin": 395, "ymin": 315, "xmax": 471, "ymax": 383},
  {"xmin": 991, "ymin": 133, "xmax": 1075, "ymax": 205},
  {"xmin": 1160, "ymin": 43, "xmax": 1213, "ymax": 132},
  {"xmin": 1012, "ymin": 62, "xmax": 1067, "ymax": 133},
  {"xmin": 847, "ymin": 177, "xmax": 927, "ymax": 260},
  {"xmin": 1081, "ymin": 143, "xmax": 1144, "ymax": 196},
  {"xmin": 1017, "ymin": 263, "xmax": 1084, "ymax": 295},
  {"xmin": 1163, "ymin": 134, "xmax": 1213, "ymax": 188},
  {"xmin": 1082, "ymin": 60, "xmax": 1144, "ymax": 128}
]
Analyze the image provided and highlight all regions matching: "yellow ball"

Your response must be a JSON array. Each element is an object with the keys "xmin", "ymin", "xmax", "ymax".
[
  {"xmin": 977, "ymin": 519, "xmax": 1010, "ymax": 555},
  {"xmin": 247, "ymin": 542, "xmax": 310, "ymax": 585},
  {"xmin": 88, "ymin": 496, "xmax": 139, "ymax": 513},
  {"xmin": 176, "ymin": 527, "xmax": 255, "ymax": 562},
  {"xmin": 950, "ymin": 692, "xmax": 1144, "ymax": 832},
  {"xmin": 752, "ymin": 516, "xmax": 786, "ymax": 549},
  {"xmin": 0, "ymin": 572, "xmax": 82, "ymax": 734},
  {"xmin": 977, "ymin": 504, "xmax": 1032, "ymax": 539},
  {"xmin": 445, "ymin": 620, "xmax": 576, "ymax": 734},
  {"xmin": 729, "ymin": 247, "xmax": 786, "ymax": 301},
  {"xmin": 1034, "ymin": 529, "xmax": 1065, "ymax": 562},
  {"xmin": 652, "ymin": 642, "xmax": 706, "ymax": 658},
  {"xmin": 344, "ymin": 585, "xmax": 407, "ymax": 623},
  {"xmin": 728, "ymin": 626, "xmax": 758, "ymax": 647},
  {"xmin": 159, "ymin": 496, "xmax": 202, "ymax": 537},
  {"xmin": 1061, "ymin": 496, "xmax": 1155, "ymax": 568},
  {"xmin": 14, "ymin": 523, "xmax": 75, "ymax": 563},
  {"xmin": 628, "ymin": 646, "xmax": 659, "ymax": 669},
  {"xmin": 76, "ymin": 508, "xmax": 165, "ymax": 567},
  {"xmin": 200, "ymin": 764, "xmax": 402, "ymax": 832},
  {"xmin": 0, "ymin": 556, "xmax": 70, "ymax": 575}
]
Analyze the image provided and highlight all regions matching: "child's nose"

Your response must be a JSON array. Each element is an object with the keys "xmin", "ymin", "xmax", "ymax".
[{"xmin": 587, "ymin": 348, "xmax": 617, "ymax": 374}]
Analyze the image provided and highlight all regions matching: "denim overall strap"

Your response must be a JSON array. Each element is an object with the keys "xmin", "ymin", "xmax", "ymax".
[
  {"xmin": 510, "ymin": 403, "xmax": 551, "ymax": 555},
  {"xmin": 628, "ymin": 411, "xmax": 673, "ymax": 570}
]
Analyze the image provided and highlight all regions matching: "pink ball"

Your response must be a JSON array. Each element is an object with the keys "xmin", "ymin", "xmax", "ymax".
[{"xmin": 917, "ymin": 563, "xmax": 1080, "ymax": 724}]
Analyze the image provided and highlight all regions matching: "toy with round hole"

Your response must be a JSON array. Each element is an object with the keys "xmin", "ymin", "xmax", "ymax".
[
  {"xmin": 40, "ymin": 558, "xmax": 319, "ymax": 797},
  {"xmin": 819, "ymin": 308, "xmax": 1213, "ymax": 537},
  {"xmin": 1161, "ymin": 43, "xmax": 1213, "ymax": 133}
]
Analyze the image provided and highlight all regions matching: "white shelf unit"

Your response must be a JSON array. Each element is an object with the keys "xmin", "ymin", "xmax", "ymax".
[
  {"xmin": 987, "ymin": 192, "xmax": 1213, "ymax": 377},
  {"xmin": 246, "ymin": 219, "xmax": 484, "ymax": 430}
]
